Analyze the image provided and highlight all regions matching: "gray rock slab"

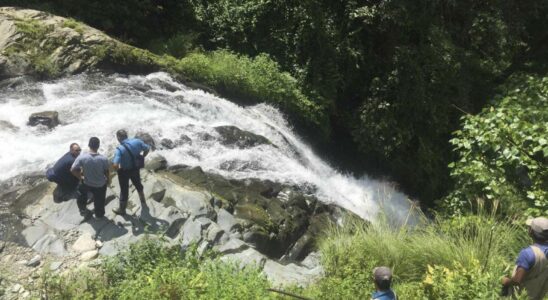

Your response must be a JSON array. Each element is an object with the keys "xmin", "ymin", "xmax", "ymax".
[
  {"xmin": 216, "ymin": 238, "xmax": 248, "ymax": 254},
  {"xmin": 206, "ymin": 223, "xmax": 224, "ymax": 244},
  {"xmin": 32, "ymin": 234, "xmax": 67, "ymax": 256},
  {"xmin": 166, "ymin": 188, "xmax": 214, "ymax": 218},
  {"xmin": 180, "ymin": 218, "xmax": 203, "ymax": 247},
  {"xmin": 262, "ymin": 260, "xmax": 323, "ymax": 287},
  {"xmin": 221, "ymin": 248, "xmax": 266, "ymax": 269},
  {"xmin": 216, "ymin": 209, "xmax": 241, "ymax": 233}
]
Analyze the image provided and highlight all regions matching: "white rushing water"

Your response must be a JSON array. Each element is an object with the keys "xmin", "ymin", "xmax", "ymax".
[{"xmin": 0, "ymin": 72, "xmax": 417, "ymax": 224}]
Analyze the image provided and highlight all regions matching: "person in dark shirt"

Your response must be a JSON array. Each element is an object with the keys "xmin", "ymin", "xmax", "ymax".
[{"xmin": 46, "ymin": 143, "xmax": 81, "ymax": 202}]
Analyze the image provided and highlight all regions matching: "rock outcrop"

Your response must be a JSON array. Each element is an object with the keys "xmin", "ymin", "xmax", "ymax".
[
  {"xmin": 0, "ymin": 7, "xmax": 169, "ymax": 80},
  {"xmin": 0, "ymin": 154, "xmax": 354, "ymax": 295}
]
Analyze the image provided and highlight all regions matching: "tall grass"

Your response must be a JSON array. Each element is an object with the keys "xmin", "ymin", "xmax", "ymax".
[{"xmin": 306, "ymin": 209, "xmax": 529, "ymax": 299}]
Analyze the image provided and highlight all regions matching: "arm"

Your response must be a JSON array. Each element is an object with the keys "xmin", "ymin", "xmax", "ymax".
[
  {"xmin": 71, "ymin": 168, "xmax": 82, "ymax": 180},
  {"xmin": 502, "ymin": 267, "xmax": 527, "ymax": 286},
  {"xmin": 105, "ymin": 169, "xmax": 111, "ymax": 186},
  {"xmin": 71, "ymin": 156, "xmax": 83, "ymax": 180},
  {"xmin": 141, "ymin": 140, "xmax": 150, "ymax": 157},
  {"xmin": 112, "ymin": 148, "xmax": 121, "ymax": 171}
]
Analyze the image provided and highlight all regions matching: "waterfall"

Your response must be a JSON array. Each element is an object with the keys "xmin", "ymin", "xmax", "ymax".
[{"xmin": 0, "ymin": 72, "xmax": 417, "ymax": 225}]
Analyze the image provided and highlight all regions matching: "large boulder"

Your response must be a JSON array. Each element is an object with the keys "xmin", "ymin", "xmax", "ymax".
[{"xmin": 28, "ymin": 111, "xmax": 59, "ymax": 128}]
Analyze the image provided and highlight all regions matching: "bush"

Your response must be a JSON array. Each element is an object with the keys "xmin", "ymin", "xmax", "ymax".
[
  {"xmin": 305, "ymin": 213, "xmax": 528, "ymax": 299},
  {"xmin": 178, "ymin": 50, "xmax": 330, "ymax": 139},
  {"xmin": 40, "ymin": 238, "xmax": 276, "ymax": 299},
  {"xmin": 444, "ymin": 74, "xmax": 548, "ymax": 217}
]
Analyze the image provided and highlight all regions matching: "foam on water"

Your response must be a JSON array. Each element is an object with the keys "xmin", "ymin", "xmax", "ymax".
[{"xmin": 0, "ymin": 73, "xmax": 417, "ymax": 224}]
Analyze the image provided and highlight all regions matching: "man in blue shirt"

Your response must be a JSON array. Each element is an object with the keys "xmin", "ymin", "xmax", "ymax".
[
  {"xmin": 47, "ymin": 143, "xmax": 81, "ymax": 202},
  {"xmin": 112, "ymin": 129, "xmax": 150, "ymax": 215},
  {"xmin": 371, "ymin": 266, "xmax": 397, "ymax": 300},
  {"xmin": 502, "ymin": 217, "xmax": 548, "ymax": 299}
]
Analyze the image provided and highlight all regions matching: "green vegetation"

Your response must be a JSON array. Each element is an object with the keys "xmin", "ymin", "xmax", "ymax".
[
  {"xmin": 302, "ymin": 213, "xmax": 529, "ymax": 299},
  {"xmin": 41, "ymin": 239, "xmax": 277, "ymax": 299},
  {"xmin": 178, "ymin": 50, "xmax": 330, "ymax": 137},
  {"xmin": 62, "ymin": 18, "xmax": 84, "ymax": 34},
  {"xmin": 445, "ymin": 75, "xmax": 548, "ymax": 217},
  {"xmin": 7, "ymin": 19, "xmax": 60, "ymax": 78}
]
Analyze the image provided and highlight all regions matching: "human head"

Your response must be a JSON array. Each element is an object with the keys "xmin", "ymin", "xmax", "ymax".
[
  {"xmin": 116, "ymin": 129, "xmax": 128, "ymax": 143},
  {"xmin": 88, "ymin": 137, "xmax": 100, "ymax": 151},
  {"xmin": 373, "ymin": 266, "xmax": 392, "ymax": 291},
  {"xmin": 526, "ymin": 217, "xmax": 548, "ymax": 243},
  {"xmin": 69, "ymin": 143, "xmax": 81, "ymax": 157}
]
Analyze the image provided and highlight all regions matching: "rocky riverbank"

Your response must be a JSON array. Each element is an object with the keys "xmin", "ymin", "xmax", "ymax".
[{"xmin": 0, "ymin": 146, "xmax": 356, "ymax": 298}]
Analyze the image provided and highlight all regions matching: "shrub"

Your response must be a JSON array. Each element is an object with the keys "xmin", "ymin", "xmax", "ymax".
[
  {"xmin": 40, "ymin": 238, "xmax": 276, "ymax": 299},
  {"xmin": 445, "ymin": 74, "xmax": 548, "ymax": 217},
  {"xmin": 305, "ymin": 213, "xmax": 528, "ymax": 299},
  {"xmin": 178, "ymin": 50, "xmax": 330, "ymax": 139}
]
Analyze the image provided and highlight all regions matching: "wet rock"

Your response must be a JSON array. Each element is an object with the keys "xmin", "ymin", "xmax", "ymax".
[
  {"xmin": 0, "ymin": 241, "xmax": 5, "ymax": 253},
  {"xmin": 28, "ymin": 111, "xmax": 59, "ymax": 128},
  {"xmin": 145, "ymin": 155, "xmax": 167, "ymax": 171},
  {"xmin": 80, "ymin": 250, "xmax": 99, "ymax": 261},
  {"xmin": 160, "ymin": 138, "xmax": 175, "ymax": 149},
  {"xmin": 0, "ymin": 120, "xmax": 18, "ymax": 131},
  {"xmin": 166, "ymin": 188, "xmax": 214, "ymax": 218},
  {"xmin": 135, "ymin": 132, "xmax": 156, "ymax": 150},
  {"xmin": 214, "ymin": 126, "xmax": 271, "ymax": 149},
  {"xmin": 177, "ymin": 134, "xmax": 192, "ymax": 145},
  {"xmin": 26, "ymin": 255, "xmax": 41, "ymax": 267}
]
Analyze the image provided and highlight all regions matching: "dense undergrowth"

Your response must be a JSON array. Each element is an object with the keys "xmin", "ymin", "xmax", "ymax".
[
  {"xmin": 40, "ymin": 210, "xmax": 534, "ymax": 299},
  {"xmin": 40, "ymin": 240, "xmax": 278, "ymax": 299}
]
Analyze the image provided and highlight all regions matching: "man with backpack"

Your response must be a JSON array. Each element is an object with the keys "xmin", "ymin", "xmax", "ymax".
[
  {"xmin": 112, "ymin": 129, "xmax": 150, "ymax": 215},
  {"xmin": 502, "ymin": 217, "xmax": 548, "ymax": 299},
  {"xmin": 47, "ymin": 143, "xmax": 81, "ymax": 202}
]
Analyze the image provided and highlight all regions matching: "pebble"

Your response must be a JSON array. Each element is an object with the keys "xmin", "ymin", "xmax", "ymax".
[
  {"xmin": 26, "ymin": 255, "xmax": 41, "ymax": 267},
  {"xmin": 95, "ymin": 240, "xmax": 103, "ymax": 248},
  {"xmin": 80, "ymin": 250, "xmax": 99, "ymax": 261},
  {"xmin": 11, "ymin": 284, "xmax": 22, "ymax": 293},
  {"xmin": 50, "ymin": 261, "xmax": 63, "ymax": 271}
]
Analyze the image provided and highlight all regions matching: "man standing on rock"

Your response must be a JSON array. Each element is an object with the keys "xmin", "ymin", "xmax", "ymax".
[
  {"xmin": 112, "ymin": 129, "xmax": 150, "ymax": 215},
  {"xmin": 46, "ymin": 143, "xmax": 81, "ymax": 202},
  {"xmin": 71, "ymin": 137, "xmax": 110, "ymax": 220}
]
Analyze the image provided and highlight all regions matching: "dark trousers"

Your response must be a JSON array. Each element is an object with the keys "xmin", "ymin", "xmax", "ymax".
[
  {"xmin": 117, "ymin": 168, "xmax": 143, "ymax": 204},
  {"xmin": 77, "ymin": 183, "xmax": 107, "ymax": 217}
]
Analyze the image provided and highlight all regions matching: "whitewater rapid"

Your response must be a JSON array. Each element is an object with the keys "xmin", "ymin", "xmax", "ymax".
[{"xmin": 0, "ymin": 72, "xmax": 417, "ymax": 224}]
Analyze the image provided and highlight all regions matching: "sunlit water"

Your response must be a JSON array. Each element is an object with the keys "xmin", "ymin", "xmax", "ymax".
[{"xmin": 0, "ymin": 72, "xmax": 417, "ymax": 225}]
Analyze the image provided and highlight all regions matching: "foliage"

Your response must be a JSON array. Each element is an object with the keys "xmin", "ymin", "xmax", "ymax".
[
  {"xmin": 62, "ymin": 18, "xmax": 84, "ymax": 34},
  {"xmin": 304, "ymin": 213, "xmax": 528, "ymax": 299},
  {"xmin": 422, "ymin": 260, "xmax": 528, "ymax": 300},
  {"xmin": 444, "ymin": 74, "xmax": 548, "ymax": 217},
  {"xmin": 40, "ymin": 238, "xmax": 276, "ymax": 299},
  {"xmin": 178, "ymin": 50, "xmax": 330, "ymax": 138}
]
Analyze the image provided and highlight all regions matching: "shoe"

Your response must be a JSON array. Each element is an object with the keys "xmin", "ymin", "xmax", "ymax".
[
  {"xmin": 112, "ymin": 207, "xmax": 126, "ymax": 215},
  {"xmin": 80, "ymin": 209, "xmax": 93, "ymax": 221}
]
